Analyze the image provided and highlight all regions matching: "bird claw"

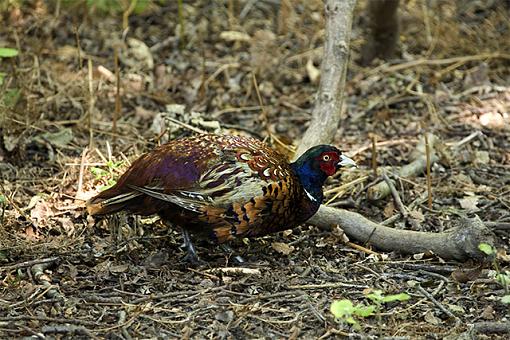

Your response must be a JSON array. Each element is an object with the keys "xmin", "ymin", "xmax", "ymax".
[
  {"xmin": 181, "ymin": 252, "xmax": 206, "ymax": 266},
  {"xmin": 220, "ymin": 244, "xmax": 246, "ymax": 265}
]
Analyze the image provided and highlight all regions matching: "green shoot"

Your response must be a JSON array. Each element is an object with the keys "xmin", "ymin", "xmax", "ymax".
[
  {"xmin": 0, "ymin": 47, "xmax": 18, "ymax": 58},
  {"xmin": 330, "ymin": 299, "xmax": 375, "ymax": 330},
  {"xmin": 478, "ymin": 243, "xmax": 509, "ymax": 304},
  {"xmin": 331, "ymin": 290, "xmax": 409, "ymax": 330},
  {"xmin": 90, "ymin": 160, "xmax": 124, "ymax": 190}
]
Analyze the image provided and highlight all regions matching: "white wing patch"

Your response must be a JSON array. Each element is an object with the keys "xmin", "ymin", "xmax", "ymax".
[{"xmin": 303, "ymin": 188, "xmax": 317, "ymax": 202}]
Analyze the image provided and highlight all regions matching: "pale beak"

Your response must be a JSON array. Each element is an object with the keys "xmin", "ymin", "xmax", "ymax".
[{"xmin": 338, "ymin": 155, "xmax": 357, "ymax": 168}]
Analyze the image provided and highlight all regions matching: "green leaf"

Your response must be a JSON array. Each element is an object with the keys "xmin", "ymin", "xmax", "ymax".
[
  {"xmin": 3, "ymin": 88, "xmax": 20, "ymax": 108},
  {"xmin": 331, "ymin": 300, "xmax": 354, "ymax": 318},
  {"xmin": 345, "ymin": 316, "xmax": 357, "ymax": 325},
  {"xmin": 90, "ymin": 167, "xmax": 109, "ymax": 179},
  {"xmin": 0, "ymin": 47, "xmax": 18, "ymax": 58},
  {"xmin": 38, "ymin": 128, "xmax": 73, "ymax": 148},
  {"xmin": 365, "ymin": 290, "xmax": 384, "ymax": 302},
  {"xmin": 0, "ymin": 194, "xmax": 6, "ymax": 204},
  {"xmin": 353, "ymin": 305, "xmax": 376, "ymax": 317},
  {"xmin": 381, "ymin": 293, "xmax": 411, "ymax": 303},
  {"xmin": 495, "ymin": 273, "xmax": 510, "ymax": 287},
  {"xmin": 501, "ymin": 295, "xmax": 510, "ymax": 304},
  {"xmin": 478, "ymin": 243, "xmax": 495, "ymax": 255}
]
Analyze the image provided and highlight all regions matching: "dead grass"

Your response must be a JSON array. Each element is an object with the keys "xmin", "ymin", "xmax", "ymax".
[{"xmin": 0, "ymin": 0, "xmax": 509, "ymax": 338}]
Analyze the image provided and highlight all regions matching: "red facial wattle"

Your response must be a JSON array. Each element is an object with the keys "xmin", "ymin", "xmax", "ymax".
[
  {"xmin": 320, "ymin": 162, "xmax": 337, "ymax": 176},
  {"xmin": 317, "ymin": 151, "xmax": 341, "ymax": 176}
]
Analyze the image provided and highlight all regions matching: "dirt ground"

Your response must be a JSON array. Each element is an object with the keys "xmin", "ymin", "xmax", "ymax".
[{"xmin": 1, "ymin": 1, "xmax": 509, "ymax": 338}]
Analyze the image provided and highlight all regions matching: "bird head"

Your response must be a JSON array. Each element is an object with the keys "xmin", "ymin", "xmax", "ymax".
[
  {"xmin": 291, "ymin": 145, "xmax": 356, "ymax": 203},
  {"xmin": 293, "ymin": 145, "xmax": 356, "ymax": 177}
]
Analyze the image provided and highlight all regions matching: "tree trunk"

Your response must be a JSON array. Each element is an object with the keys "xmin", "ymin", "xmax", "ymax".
[{"xmin": 294, "ymin": 0, "xmax": 357, "ymax": 159}]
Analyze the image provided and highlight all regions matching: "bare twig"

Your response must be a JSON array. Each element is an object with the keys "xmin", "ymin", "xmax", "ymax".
[
  {"xmin": 371, "ymin": 134, "xmax": 377, "ymax": 175},
  {"xmin": 0, "ymin": 257, "xmax": 58, "ymax": 271},
  {"xmin": 382, "ymin": 171, "xmax": 407, "ymax": 217},
  {"xmin": 114, "ymin": 46, "xmax": 121, "ymax": 140},
  {"xmin": 206, "ymin": 267, "xmax": 262, "ymax": 276},
  {"xmin": 87, "ymin": 59, "xmax": 94, "ymax": 148},
  {"xmin": 415, "ymin": 284, "xmax": 458, "ymax": 321},
  {"xmin": 424, "ymin": 133, "xmax": 433, "ymax": 208}
]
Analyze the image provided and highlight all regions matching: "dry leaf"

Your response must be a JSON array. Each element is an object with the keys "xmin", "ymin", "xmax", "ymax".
[
  {"xmin": 451, "ymin": 266, "xmax": 482, "ymax": 283},
  {"xmin": 480, "ymin": 305, "xmax": 495, "ymax": 320},
  {"xmin": 447, "ymin": 304, "xmax": 465, "ymax": 314},
  {"xmin": 58, "ymin": 217, "xmax": 75, "ymax": 237},
  {"xmin": 109, "ymin": 264, "xmax": 129, "ymax": 273},
  {"xmin": 30, "ymin": 198, "xmax": 54, "ymax": 223},
  {"xmin": 125, "ymin": 38, "xmax": 154, "ymax": 70},
  {"xmin": 458, "ymin": 196, "xmax": 480, "ymax": 211},
  {"xmin": 479, "ymin": 112, "xmax": 506, "ymax": 129},
  {"xmin": 24, "ymin": 226, "xmax": 41, "ymax": 241},
  {"xmin": 383, "ymin": 201, "xmax": 395, "ymax": 218},
  {"xmin": 409, "ymin": 209, "xmax": 425, "ymax": 222},
  {"xmin": 271, "ymin": 242, "xmax": 295, "ymax": 255},
  {"xmin": 424, "ymin": 311, "xmax": 441, "ymax": 325},
  {"xmin": 474, "ymin": 150, "xmax": 490, "ymax": 165},
  {"xmin": 496, "ymin": 249, "xmax": 510, "ymax": 262}
]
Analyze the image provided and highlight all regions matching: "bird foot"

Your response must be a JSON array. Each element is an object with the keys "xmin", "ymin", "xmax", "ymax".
[
  {"xmin": 182, "ymin": 251, "xmax": 206, "ymax": 266},
  {"xmin": 220, "ymin": 244, "xmax": 246, "ymax": 265}
]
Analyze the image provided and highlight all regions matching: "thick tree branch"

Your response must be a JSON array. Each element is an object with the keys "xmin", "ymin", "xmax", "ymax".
[
  {"xmin": 295, "ymin": 0, "xmax": 356, "ymax": 158},
  {"xmin": 309, "ymin": 206, "xmax": 493, "ymax": 262}
]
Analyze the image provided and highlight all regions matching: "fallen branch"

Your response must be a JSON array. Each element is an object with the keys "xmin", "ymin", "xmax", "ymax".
[
  {"xmin": 471, "ymin": 321, "xmax": 510, "ymax": 334},
  {"xmin": 309, "ymin": 206, "xmax": 493, "ymax": 262}
]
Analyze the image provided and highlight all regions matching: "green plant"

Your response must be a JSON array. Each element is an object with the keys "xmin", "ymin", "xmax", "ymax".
[
  {"xmin": 331, "ymin": 290, "xmax": 410, "ymax": 330},
  {"xmin": 330, "ymin": 299, "xmax": 375, "ymax": 330},
  {"xmin": 0, "ymin": 47, "xmax": 20, "ymax": 109},
  {"xmin": 90, "ymin": 160, "xmax": 124, "ymax": 191},
  {"xmin": 479, "ymin": 243, "xmax": 510, "ymax": 304},
  {"xmin": 0, "ymin": 193, "xmax": 6, "ymax": 225}
]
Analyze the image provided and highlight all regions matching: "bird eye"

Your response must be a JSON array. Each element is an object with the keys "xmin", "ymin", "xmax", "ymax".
[{"xmin": 322, "ymin": 155, "xmax": 330, "ymax": 161}]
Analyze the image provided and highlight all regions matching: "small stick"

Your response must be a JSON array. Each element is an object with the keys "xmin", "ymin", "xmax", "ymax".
[
  {"xmin": 382, "ymin": 171, "xmax": 407, "ymax": 217},
  {"xmin": 371, "ymin": 134, "xmax": 378, "ymax": 175},
  {"xmin": 73, "ymin": 24, "xmax": 82, "ymax": 69},
  {"xmin": 252, "ymin": 72, "xmax": 268, "ymax": 132},
  {"xmin": 177, "ymin": 0, "xmax": 185, "ymax": 49},
  {"xmin": 424, "ymin": 133, "xmax": 432, "ymax": 208},
  {"xmin": 205, "ymin": 267, "xmax": 262, "ymax": 276},
  {"xmin": 76, "ymin": 147, "xmax": 88, "ymax": 200},
  {"xmin": 450, "ymin": 130, "xmax": 483, "ymax": 149},
  {"xmin": 0, "ymin": 257, "xmax": 59, "ymax": 271},
  {"xmin": 122, "ymin": 0, "xmax": 136, "ymax": 31},
  {"xmin": 346, "ymin": 241, "xmax": 380, "ymax": 256},
  {"xmin": 87, "ymin": 59, "xmax": 94, "ymax": 148},
  {"xmin": 114, "ymin": 46, "xmax": 121, "ymax": 141},
  {"xmin": 416, "ymin": 284, "xmax": 458, "ymax": 321}
]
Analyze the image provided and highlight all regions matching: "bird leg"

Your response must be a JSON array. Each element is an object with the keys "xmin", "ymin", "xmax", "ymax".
[
  {"xmin": 181, "ymin": 229, "xmax": 201, "ymax": 264},
  {"xmin": 220, "ymin": 244, "xmax": 245, "ymax": 264}
]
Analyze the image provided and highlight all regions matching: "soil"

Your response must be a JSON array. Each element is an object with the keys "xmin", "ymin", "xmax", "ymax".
[{"xmin": 1, "ymin": 1, "xmax": 509, "ymax": 338}]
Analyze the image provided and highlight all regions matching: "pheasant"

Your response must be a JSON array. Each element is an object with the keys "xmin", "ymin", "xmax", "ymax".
[{"xmin": 86, "ymin": 134, "xmax": 356, "ymax": 263}]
